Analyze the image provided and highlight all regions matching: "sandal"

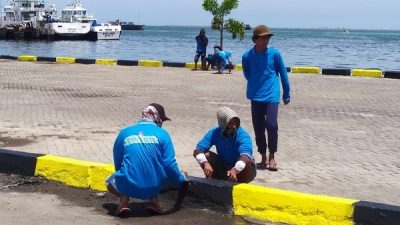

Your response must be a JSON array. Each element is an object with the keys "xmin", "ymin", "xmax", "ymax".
[
  {"xmin": 267, "ymin": 159, "xmax": 278, "ymax": 171},
  {"xmin": 114, "ymin": 207, "xmax": 131, "ymax": 217},
  {"xmin": 256, "ymin": 162, "xmax": 268, "ymax": 170},
  {"xmin": 146, "ymin": 205, "xmax": 163, "ymax": 215}
]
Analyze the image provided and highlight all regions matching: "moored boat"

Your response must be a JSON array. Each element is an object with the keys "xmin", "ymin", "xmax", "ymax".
[{"xmin": 120, "ymin": 22, "xmax": 144, "ymax": 30}]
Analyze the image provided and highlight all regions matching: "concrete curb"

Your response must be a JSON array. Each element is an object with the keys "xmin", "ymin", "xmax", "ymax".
[
  {"xmin": 1, "ymin": 148, "xmax": 400, "ymax": 224},
  {"xmin": 1, "ymin": 54, "xmax": 400, "ymax": 78}
]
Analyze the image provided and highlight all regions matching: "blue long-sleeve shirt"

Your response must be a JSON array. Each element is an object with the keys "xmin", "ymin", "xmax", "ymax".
[
  {"xmin": 196, "ymin": 127, "xmax": 253, "ymax": 167},
  {"xmin": 112, "ymin": 120, "xmax": 185, "ymax": 199},
  {"xmin": 242, "ymin": 47, "xmax": 290, "ymax": 103},
  {"xmin": 196, "ymin": 35, "xmax": 208, "ymax": 53},
  {"xmin": 218, "ymin": 50, "xmax": 232, "ymax": 71}
]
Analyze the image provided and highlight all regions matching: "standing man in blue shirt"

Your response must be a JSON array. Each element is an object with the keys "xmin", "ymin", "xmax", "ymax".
[
  {"xmin": 193, "ymin": 107, "xmax": 256, "ymax": 183},
  {"xmin": 242, "ymin": 25, "xmax": 291, "ymax": 171},
  {"xmin": 194, "ymin": 28, "xmax": 208, "ymax": 71},
  {"xmin": 106, "ymin": 103, "xmax": 187, "ymax": 216}
]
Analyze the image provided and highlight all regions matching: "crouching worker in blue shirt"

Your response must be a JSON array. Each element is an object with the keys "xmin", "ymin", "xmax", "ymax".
[
  {"xmin": 193, "ymin": 107, "xmax": 256, "ymax": 183},
  {"xmin": 106, "ymin": 103, "xmax": 187, "ymax": 216},
  {"xmin": 214, "ymin": 46, "xmax": 233, "ymax": 74}
]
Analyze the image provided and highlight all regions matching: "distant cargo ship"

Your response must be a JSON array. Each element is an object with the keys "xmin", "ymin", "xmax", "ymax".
[{"xmin": 120, "ymin": 22, "xmax": 144, "ymax": 30}]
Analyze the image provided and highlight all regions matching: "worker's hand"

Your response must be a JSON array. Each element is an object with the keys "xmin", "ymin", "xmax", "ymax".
[
  {"xmin": 181, "ymin": 169, "xmax": 188, "ymax": 181},
  {"xmin": 283, "ymin": 98, "xmax": 290, "ymax": 105},
  {"xmin": 202, "ymin": 162, "xmax": 213, "ymax": 177},
  {"xmin": 227, "ymin": 168, "xmax": 238, "ymax": 182}
]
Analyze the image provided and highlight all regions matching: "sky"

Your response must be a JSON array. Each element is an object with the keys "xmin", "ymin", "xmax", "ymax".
[{"xmin": 44, "ymin": 0, "xmax": 400, "ymax": 29}]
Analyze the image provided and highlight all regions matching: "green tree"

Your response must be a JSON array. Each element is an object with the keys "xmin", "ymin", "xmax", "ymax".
[{"xmin": 202, "ymin": 0, "xmax": 245, "ymax": 50}]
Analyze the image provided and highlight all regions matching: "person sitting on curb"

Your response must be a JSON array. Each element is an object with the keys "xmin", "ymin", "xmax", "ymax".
[
  {"xmin": 106, "ymin": 103, "xmax": 187, "ymax": 216},
  {"xmin": 193, "ymin": 106, "xmax": 256, "ymax": 183},
  {"xmin": 214, "ymin": 46, "xmax": 233, "ymax": 74}
]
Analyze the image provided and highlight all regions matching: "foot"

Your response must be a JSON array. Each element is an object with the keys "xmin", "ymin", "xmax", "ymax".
[
  {"xmin": 267, "ymin": 154, "xmax": 278, "ymax": 171},
  {"xmin": 256, "ymin": 154, "xmax": 267, "ymax": 169},
  {"xmin": 115, "ymin": 196, "xmax": 130, "ymax": 216},
  {"xmin": 146, "ymin": 197, "xmax": 163, "ymax": 214}
]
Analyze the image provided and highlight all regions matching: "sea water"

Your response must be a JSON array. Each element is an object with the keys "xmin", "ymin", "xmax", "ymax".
[{"xmin": 1, "ymin": 26, "xmax": 399, "ymax": 70}]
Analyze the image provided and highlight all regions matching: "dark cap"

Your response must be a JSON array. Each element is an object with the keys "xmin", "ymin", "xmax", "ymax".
[
  {"xmin": 252, "ymin": 25, "xmax": 274, "ymax": 42},
  {"xmin": 213, "ymin": 45, "xmax": 221, "ymax": 51},
  {"xmin": 149, "ymin": 103, "xmax": 171, "ymax": 121}
]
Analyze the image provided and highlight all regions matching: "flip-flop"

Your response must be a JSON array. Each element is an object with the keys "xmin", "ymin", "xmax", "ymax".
[
  {"xmin": 146, "ymin": 205, "xmax": 163, "ymax": 215},
  {"xmin": 267, "ymin": 163, "xmax": 278, "ymax": 171},
  {"xmin": 114, "ymin": 207, "xmax": 131, "ymax": 217},
  {"xmin": 256, "ymin": 163, "xmax": 268, "ymax": 170}
]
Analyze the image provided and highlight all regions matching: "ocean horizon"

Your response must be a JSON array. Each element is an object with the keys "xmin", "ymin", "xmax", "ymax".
[{"xmin": 1, "ymin": 26, "xmax": 399, "ymax": 70}]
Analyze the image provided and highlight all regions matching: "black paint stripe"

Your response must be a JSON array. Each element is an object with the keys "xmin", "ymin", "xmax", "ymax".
[
  {"xmin": 353, "ymin": 201, "xmax": 400, "ymax": 225},
  {"xmin": 0, "ymin": 148, "xmax": 43, "ymax": 176},
  {"xmin": 322, "ymin": 68, "xmax": 351, "ymax": 76},
  {"xmin": 75, "ymin": 58, "xmax": 96, "ymax": 64}
]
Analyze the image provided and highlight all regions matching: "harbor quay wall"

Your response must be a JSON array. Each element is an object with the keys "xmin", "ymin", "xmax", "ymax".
[{"xmin": 1, "ymin": 54, "xmax": 400, "ymax": 79}]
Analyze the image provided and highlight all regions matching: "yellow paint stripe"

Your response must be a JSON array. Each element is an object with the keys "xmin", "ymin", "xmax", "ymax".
[
  {"xmin": 352, "ymin": 69, "xmax": 382, "ymax": 78},
  {"xmin": 95, "ymin": 58, "xmax": 117, "ymax": 65},
  {"xmin": 185, "ymin": 62, "xmax": 201, "ymax": 69},
  {"xmin": 56, "ymin": 57, "xmax": 76, "ymax": 64},
  {"xmin": 18, "ymin": 55, "xmax": 37, "ymax": 62},
  {"xmin": 292, "ymin": 66, "xmax": 321, "ymax": 74},
  {"xmin": 35, "ymin": 155, "xmax": 114, "ymax": 191},
  {"xmin": 233, "ymin": 184, "xmax": 357, "ymax": 225},
  {"xmin": 139, "ymin": 60, "xmax": 163, "ymax": 67},
  {"xmin": 236, "ymin": 64, "xmax": 243, "ymax": 71}
]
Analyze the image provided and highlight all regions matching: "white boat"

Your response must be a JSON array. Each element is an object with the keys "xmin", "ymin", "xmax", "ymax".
[
  {"xmin": 43, "ymin": 0, "xmax": 93, "ymax": 40},
  {"xmin": 0, "ymin": 0, "xmax": 46, "ymax": 28},
  {"xmin": 90, "ymin": 21, "xmax": 121, "ymax": 40},
  {"xmin": 43, "ymin": 0, "xmax": 120, "ymax": 40}
]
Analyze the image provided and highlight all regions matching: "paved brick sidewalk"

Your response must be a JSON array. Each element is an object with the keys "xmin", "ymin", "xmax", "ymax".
[{"xmin": 1, "ymin": 60, "xmax": 399, "ymax": 205}]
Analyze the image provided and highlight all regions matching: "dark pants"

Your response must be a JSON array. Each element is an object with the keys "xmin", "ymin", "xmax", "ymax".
[
  {"xmin": 205, "ymin": 152, "xmax": 256, "ymax": 183},
  {"xmin": 251, "ymin": 101, "xmax": 279, "ymax": 154}
]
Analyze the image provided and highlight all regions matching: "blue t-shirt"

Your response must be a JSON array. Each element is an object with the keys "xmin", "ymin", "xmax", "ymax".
[
  {"xmin": 196, "ymin": 127, "xmax": 253, "ymax": 167},
  {"xmin": 112, "ymin": 120, "xmax": 185, "ymax": 199},
  {"xmin": 242, "ymin": 47, "xmax": 290, "ymax": 103}
]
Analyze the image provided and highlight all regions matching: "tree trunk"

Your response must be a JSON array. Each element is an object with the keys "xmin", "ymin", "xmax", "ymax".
[{"xmin": 220, "ymin": 28, "xmax": 223, "ymax": 50}]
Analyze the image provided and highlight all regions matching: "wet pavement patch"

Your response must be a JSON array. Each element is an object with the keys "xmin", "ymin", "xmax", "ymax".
[
  {"xmin": 0, "ymin": 173, "xmax": 254, "ymax": 225},
  {"xmin": 0, "ymin": 136, "xmax": 34, "ymax": 147}
]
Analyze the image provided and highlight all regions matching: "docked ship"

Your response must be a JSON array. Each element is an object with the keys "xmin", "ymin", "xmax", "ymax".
[
  {"xmin": 44, "ymin": 0, "xmax": 121, "ymax": 40},
  {"xmin": 0, "ymin": 0, "xmax": 47, "ymax": 39},
  {"xmin": 0, "ymin": 0, "xmax": 121, "ymax": 40},
  {"xmin": 120, "ymin": 21, "xmax": 144, "ymax": 30}
]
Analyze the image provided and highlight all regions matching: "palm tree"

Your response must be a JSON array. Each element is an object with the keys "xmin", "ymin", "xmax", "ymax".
[{"xmin": 202, "ymin": 0, "xmax": 245, "ymax": 50}]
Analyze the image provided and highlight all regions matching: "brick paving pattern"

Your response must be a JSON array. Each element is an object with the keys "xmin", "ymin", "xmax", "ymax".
[{"xmin": 1, "ymin": 60, "xmax": 399, "ymax": 205}]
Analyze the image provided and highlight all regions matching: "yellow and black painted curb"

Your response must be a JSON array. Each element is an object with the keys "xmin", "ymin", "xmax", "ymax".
[
  {"xmin": 1, "ymin": 54, "xmax": 399, "ymax": 79},
  {"xmin": 1, "ymin": 148, "xmax": 399, "ymax": 225}
]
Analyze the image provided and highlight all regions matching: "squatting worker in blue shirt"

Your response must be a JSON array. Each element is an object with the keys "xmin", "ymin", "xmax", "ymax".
[
  {"xmin": 193, "ymin": 106, "xmax": 256, "ymax": 183},
  {"xmin": 242, "ymin": 25, "xmax": 291, "ymax": 171},
  {"xmin": 214, "ymin": 45, "xmax": 233, "ymax": 74},
  {"xmin": 194, "ymin": 28, "xmax": 208, "ymax": 71},
  {"xmin": 106, "ymin": 103, "xmax": 187, "ymax": 216}
]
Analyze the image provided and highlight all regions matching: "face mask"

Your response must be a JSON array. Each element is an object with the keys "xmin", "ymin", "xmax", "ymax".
[{"xmin": 224, "ymin": 126, "xmax": 237, "ymax": 137}]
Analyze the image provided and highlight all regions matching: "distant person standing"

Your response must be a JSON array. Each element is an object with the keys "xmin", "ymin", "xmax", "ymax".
[
  {"xmin": 194, "ymin": 28, "xmax": 208, "ymax": 70},
  {"xmin": 242, "ymin": 25, "xmax": 291, "ymax": 171}
]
